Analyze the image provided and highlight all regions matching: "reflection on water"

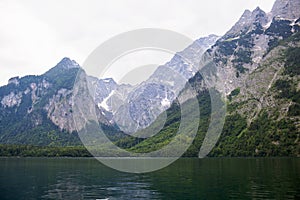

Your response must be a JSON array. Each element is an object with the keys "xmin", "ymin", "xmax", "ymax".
[
  {"xmin": 0, "ymin": 158, "xmax": 299, "ymax": 200},
  {"xmin": 42, "ymin": 171, "xmax": 160, "ymax": 200}
]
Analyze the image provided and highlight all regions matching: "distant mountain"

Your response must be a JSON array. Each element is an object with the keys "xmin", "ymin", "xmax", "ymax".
[{"xmin": 108, "ymin": 34, "xmax": 219, "ymax": 133}]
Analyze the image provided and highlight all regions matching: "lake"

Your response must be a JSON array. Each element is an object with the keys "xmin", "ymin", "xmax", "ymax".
[{"xmin": 0, "ymin": 157, "xmax": 299, "ymax": 199}]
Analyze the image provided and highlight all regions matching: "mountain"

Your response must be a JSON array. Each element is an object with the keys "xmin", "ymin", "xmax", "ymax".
[
  {"xmin": 123, "ymin": 0, "xmax": 300, "ymax": 157},
  {"xmin": 107, "ymin": 34, "xmax": 219, "ymax": 133},
  {"xmin": 0, "ymin": 34, "xmax": 219, "ymax": 146},
  {"xmin": 210, "ymin": 33, "xmax": 300, "ymax": 156},
  {"xmin": 0, "ymin": 0, "xmax": 299, "ymax": 157},
  {"xmin": 0, "ymin": 58, "xmax": 81, "ymax": 145},
  {"xmin": 203, "ymin": 3, "xmax": 299, "ymax": 94}
]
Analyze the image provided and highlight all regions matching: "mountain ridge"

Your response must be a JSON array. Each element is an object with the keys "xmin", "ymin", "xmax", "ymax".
[{"xmin": 0, "ymin": 0, "xmax": 299, "ymax": 157}]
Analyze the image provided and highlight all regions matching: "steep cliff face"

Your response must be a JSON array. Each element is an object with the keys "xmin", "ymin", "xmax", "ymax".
[
  {"xmin": 223, "ymin": 7, "xmax": 268, "ymax": 40},
  {"xmin": 44, "ymin": 88, "xmax": 74, "ymax": 132},
  {"xmin": 0, "ymin": 58, "xmax": 82, "ymax": 145},
  {"xmin": 190, "ymin": 0, "xmax": 300, "ymax": 156},
  {"xmin": 236, "ymin": 41, "xmax": 300, "ymax": 124},
  {"xmin": 209, "ymin": 33, "xmax": 300, "ymax": 157},
  {"xmin": 198, "ymin": 1, "xmax": 300, "ymax": 96},
  {"xmin": 271, "ymin": 0, "xmax": 300, "ymax": 19}
]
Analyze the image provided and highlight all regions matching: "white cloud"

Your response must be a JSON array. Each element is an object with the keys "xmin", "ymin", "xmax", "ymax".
[{"xmin": 0, "ymin": 0, "xmax": 275, "ymax": 86}]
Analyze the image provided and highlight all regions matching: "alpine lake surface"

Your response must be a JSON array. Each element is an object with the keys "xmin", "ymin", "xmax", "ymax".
[{"xmin": 0, "ymin": 157, "xmax": 299, "ymax": 199}]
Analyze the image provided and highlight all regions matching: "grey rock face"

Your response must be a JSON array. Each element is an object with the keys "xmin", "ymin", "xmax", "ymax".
[
  {"xmin": 222, "ymin": 7, "xmax": 268, "ymax": 40},
  {"xmin": 271, "ymin": 0, "xmax": 300, "ymax": 19},
  {"xmin": 0, "ymin": 58, "xmax": 84, "ymax": 134},
  {"xmin": 199, "ymin": 3, "xmax": 300, "ymax": 96},
  {"xmin": 1, "ymin": 92, "xmax": 22, "ymax": 108},
  {"xmin": 108, "ymin": 34, "xmax": 219, "ymax": 133},
  {"xmin": 94, "ymin": 78, "xmax": 118, "ymax": 107},
  {"xmin": 97, "ymin": 84, "xmax": 133, "ymax": 114},
  {"xmin": 45, "ymin": 88, "xmax": 75, "ymax": 132}
]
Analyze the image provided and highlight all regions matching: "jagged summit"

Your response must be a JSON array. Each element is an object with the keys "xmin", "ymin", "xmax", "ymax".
[
  {"xmin": 271, "ymin": 0, "xmax": 300, "ymax": 19},
  {"xmin": 252, "ymin": 6, "xmax": 267, "ymax": 19},
  {"xmin": 222, "ymin": 7, "xmax": 268, "ymax": 40},
  {"xmin": 251, "ymin": 6, "xmax": 268, "ymax": 25},
  {"xmin": 43, "ymin": 57, "xmax": 80, "ymax": 77},
  {"xmin": 55, "ymin": 57, "xmax": 80, "ymax": 70},
  {"xmin": 220, "ymin": 0, "xmax": 300, "ymax": 42}
]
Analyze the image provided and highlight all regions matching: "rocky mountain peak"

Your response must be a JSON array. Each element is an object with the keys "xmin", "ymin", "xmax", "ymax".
[
  {"xmin": 252, "ymin": 6, "xmax": 264, "ymax": 16},
  {"xmin": 271, "ymin": 0, "xmax": 300, "ymax": 19},
  {"xmin": 252, "ymin": 7, "xmax": 267, "ymax": 19},
  {"xmin": 55, "ymin": 57, "xmax": 80, "ymax": 70},
  {"xmin": 240, "ymin": 9, "xmax": 252, "ymax": 19},
  {"xmin": 222, "ymin": 7, "xmax": 268, "ymax": 39},
  {"xmin": 43, "ymin": 57, "xmax": 80, "ymax": 78},
  {"xmin": 251, "ymin": 6, "xmax": 268, "ymax": 25}
]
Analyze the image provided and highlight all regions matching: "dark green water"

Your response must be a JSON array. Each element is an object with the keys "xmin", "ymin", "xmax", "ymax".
[{"xmin": 0, "ymin": 158, "xmax": 299, "ymax": 199}]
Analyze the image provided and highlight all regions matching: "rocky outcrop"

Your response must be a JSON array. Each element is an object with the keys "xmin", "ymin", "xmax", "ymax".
[
  {"xmin": 197, "ymin": 3, "xmax": 300, "ymax": 96},
  {"xmin": 271, "ymin": 0, "xmax": 300, "ymax": 19},
  {"xmin": 1, "ymin": 92, "xmax": 22, "ymax": 108},
  {"xmin": 223, "ymin": 7, "xmax": 268, "ymax": 40},
  {"xmin": 44, "ymin": 88, "xmax": 75, "ymax": 132},
  {"xmin": 8, "ymin": 77, "xmax": 19, "ymax": 85}
]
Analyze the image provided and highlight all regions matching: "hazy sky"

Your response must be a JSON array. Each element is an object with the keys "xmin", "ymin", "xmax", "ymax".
[{"xmin": 0, "ymin": 0, "xmax": 275, "ymax": 86}]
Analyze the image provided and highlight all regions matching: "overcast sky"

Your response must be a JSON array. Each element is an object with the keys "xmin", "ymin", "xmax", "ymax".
[{"xmin": 0, "ymin": 0, "xmax": 275, "ymax": 86}]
